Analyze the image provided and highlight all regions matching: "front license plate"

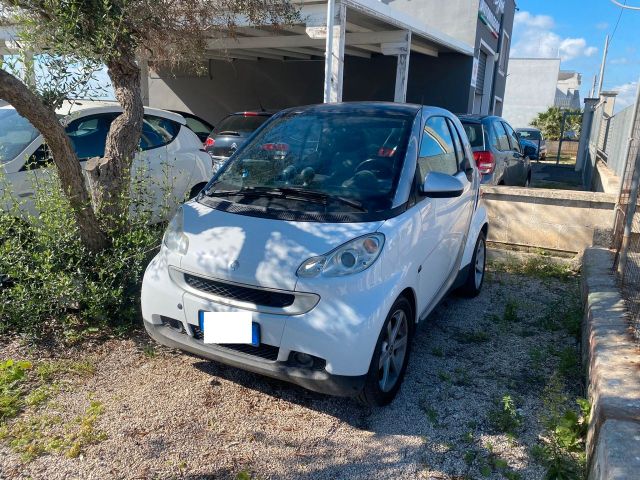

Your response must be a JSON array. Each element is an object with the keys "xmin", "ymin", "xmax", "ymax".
[{"xmin": 198, "ymin": 311, "xmax": 260, "ymax": 346}]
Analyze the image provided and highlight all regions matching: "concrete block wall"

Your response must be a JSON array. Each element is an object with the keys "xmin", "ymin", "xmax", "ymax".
[
  {"xmin": 581, "ymin": 248, "xmax": 640, "ymax": 479},
  {"xmin": 482, "ymin": 186, "xmax": 617, "ymax": 253}
]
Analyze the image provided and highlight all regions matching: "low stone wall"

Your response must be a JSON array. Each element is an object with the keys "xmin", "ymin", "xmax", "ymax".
[
  {"xmin": 593, "ymin": 160, "xmax": 621, "ymax": 195},
  {"xmin": 482, "ymin": 186, "xmax": 616, "ymax": 253},
  {"xmin": 581, "ymin": 248, "xmax": 640, "ymax": 479}
]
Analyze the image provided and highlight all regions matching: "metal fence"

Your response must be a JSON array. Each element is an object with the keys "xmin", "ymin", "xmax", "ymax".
[{"xmin": 611, "ymin": 85, "xmax": 640, "ymax": 342}]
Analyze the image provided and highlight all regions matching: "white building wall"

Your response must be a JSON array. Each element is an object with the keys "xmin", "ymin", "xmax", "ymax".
[
  {"xmin": 502, "ymin": 58, "xmax": 561, "ymax": 128},
  {"xmin": 382, "ymin": 0, "xmax": 478, "ymax": 46}
]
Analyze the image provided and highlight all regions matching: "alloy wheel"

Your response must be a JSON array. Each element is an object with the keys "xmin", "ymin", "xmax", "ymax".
[{"xmin": 378, "ymin": 309, "xmax": 409, "ymax": 392}]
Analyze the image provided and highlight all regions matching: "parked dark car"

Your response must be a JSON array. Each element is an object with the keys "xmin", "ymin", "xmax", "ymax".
[
  {"xmin": 169, "ymin": 110, "xmax": 214, "ymax": 144},
  {"xmin": 458, "ymin": 115, "xmax": 534, "ymax": 187},
  {"xmin": 516, "ymin": 127, "xmax": 546, "ymax": 160},
  {"xmin": 204, "ymin": 111, "xmax": 273, "ymax": 168},
  {"xmin": 519, "ymin": 138, "xmax": 540, "ymax": 160}
]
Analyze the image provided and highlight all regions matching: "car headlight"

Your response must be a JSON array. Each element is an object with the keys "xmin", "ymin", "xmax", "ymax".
[
  {"xmin": 297, "ymin": 233, "xmax": 385, "ymax": 278},
  {"xmin": 163, "ymin": 207, "xmax": 189, "ymax": 255}
]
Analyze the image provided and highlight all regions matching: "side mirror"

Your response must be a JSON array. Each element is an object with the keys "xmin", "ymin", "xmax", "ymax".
[
  {"xmin": 420, "ymin": 172, "xmax": 464, "ymax": 198},
  {"xmin": 523, "ymin": 144, "xmax": 537, "ymax": 158}
]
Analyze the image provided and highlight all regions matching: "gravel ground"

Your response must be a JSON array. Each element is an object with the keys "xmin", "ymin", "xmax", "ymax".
[{"xmin": 0, "ymin": 266, "xmax": 583, "ymax": 480}]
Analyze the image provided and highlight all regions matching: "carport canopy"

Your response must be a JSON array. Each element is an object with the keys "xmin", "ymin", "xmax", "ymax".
[
  {"xmin": 188, "ymin": 0, "xmax": 473, "ymax": 104},
  {"xmin": 1, "ymin": 1, "xmax": 473, "ymax": 104}
]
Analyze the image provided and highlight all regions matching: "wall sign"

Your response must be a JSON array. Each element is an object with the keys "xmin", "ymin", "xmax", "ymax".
[{"xmin": 478, "ymin": 0, "xmax": 500, "ymax": 39}]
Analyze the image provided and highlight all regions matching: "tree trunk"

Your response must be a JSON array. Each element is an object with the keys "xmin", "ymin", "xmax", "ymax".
[
  {"xmin": 0, "ymin": 68, "xmax": 108, "ymax": 252},
  {"xmin": 86, "ymin": 51, "xmax": 144, "ymax": 223}
]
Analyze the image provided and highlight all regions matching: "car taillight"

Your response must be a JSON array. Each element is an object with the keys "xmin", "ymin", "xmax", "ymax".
[
  {"xmin": 204, "ymin": 137, "xmax": 215, "ymax": 148},
  {"xmin": 243, "ymin": 112, "xmax": 259, "ymax": 116},
  {"xmin": 473, "ymin": 151, "xmax": 495, "ymax": 175}
]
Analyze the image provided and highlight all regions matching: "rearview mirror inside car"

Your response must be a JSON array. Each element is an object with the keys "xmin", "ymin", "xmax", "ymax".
[{"xmin": 420, "ymin": 172, "xmax": 464, "ymax": 198}]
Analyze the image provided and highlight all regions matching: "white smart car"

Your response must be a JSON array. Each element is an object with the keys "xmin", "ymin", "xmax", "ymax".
[
  {"xmin": 0, "ymin": 100, "xmax": 213, "ymax": 218},
  {"xmin": 141, "ymin": 102, "xmax": 488, "ymax": 406}
]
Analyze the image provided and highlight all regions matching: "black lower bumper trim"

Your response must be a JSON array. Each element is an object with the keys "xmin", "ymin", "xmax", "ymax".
[{"xmin": 144, "ymin": 321, "xmax": 366, "ymax": 397}]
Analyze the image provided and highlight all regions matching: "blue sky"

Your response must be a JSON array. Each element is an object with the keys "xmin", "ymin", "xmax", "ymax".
[{"xmin": 511, "ymin": 0, "xmax": 640, "ymax": 111}]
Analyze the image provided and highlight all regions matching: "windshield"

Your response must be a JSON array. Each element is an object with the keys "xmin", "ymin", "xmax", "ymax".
[
  {"xmin": 214, "ymin": 114, "xmax": 270, "ymax": 135},
  {"xmin": 0, "ymin": 108, "xmax": 40, "ymax": 164},
  {"xmin": 207, "ymin": 109, "xmax": 414, "ymax": 215},
  {"xmin": 517, "ymin": 130, "xmax": 541, "ymax": 141},
  {"xmin": 462, "ymin": 123, "xmax": 484, "ymax": 148}
]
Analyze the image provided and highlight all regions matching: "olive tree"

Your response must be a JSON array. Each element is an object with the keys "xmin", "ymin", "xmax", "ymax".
[{"xmin": 0, "ymin": 0, "xmax": 298, "ymax": 251}]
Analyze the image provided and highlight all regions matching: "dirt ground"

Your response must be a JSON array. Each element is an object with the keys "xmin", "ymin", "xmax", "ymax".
[{"xmin": 0, "ymin": 264, "xmax": 584, "ymax": 480}]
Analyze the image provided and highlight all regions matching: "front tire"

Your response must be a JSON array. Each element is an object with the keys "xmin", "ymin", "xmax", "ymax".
[
  {"xmin": 459, "ymin": 231, "xmax": 486, "ymax": 298},
  {"xmin": 357, "ymin": 297, "xmax": 413, "ymax": 407}
]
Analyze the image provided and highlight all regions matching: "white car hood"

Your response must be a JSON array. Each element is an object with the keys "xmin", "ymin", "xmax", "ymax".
[{"xmin": 179, "ymin": 201, "xmax": 384, "ymax": 291}]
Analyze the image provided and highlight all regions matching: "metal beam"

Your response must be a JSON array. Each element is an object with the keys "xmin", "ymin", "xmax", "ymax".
[
  {"xmin": 206, "ymin": 30, "xmax": 408, "ymax": 51},
  {"xmin": 411, "ymin": 43, "xmax": 438, "ymax": 58},
  {"xmin": 204, "ymin": 51, "xmax": 259, "ymax": 61}
]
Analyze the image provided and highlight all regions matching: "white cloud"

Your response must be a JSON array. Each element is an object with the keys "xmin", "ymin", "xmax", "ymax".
[
  {"xmin": 611, "ymin": 57, "xmax": 629, "ymax": 65},
  {"xmin": 596, "ymin": 22, "xmax": 609, "ymax": 30},
  {"xmin": 511, "ymin": 11, "xmax": 598, "ymax": 62},
  {"xmin": 612, "ymin": 82, "xmax": 638, "ymax": 113}
]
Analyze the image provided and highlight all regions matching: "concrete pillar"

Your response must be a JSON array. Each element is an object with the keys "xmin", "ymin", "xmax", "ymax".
[
  {"xmin": 576, "ymin": 98, "xmax": 598, "ymax": 174},
  {"xmin": 323, "ymin": 0, "xmax": 346, "ymax": 103},
  {"xmin": 386, "ymin": 32, "xmax": 411, "ymax": 103}
]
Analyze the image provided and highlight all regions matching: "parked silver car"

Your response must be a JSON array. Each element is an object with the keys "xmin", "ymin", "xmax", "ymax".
[{"xmin": 458, "ymin": 115, "xmax": 533, "ymax": 187}]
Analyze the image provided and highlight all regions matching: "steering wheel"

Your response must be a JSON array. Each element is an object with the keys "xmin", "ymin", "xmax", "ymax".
[{"xmin": 355, "ymin": 158, "xmax": 393, "ymax": 177}]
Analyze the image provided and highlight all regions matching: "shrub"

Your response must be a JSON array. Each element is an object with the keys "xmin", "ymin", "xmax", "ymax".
[{"xmin": 0, "ymin": 167, "xmax": 165, "ymax": 340}]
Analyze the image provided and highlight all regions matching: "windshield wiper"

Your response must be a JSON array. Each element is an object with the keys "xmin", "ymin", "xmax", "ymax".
[
  {"xmin": 271, "ymin": 187, "xmax": 366, "ymax": 211},
  {"xmin": 205, "ymin": 186, "xmax": 366, "ymax": 211}
]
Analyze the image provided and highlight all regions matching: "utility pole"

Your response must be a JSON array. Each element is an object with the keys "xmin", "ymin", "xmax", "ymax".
[
  {"xmin": 597, "ymin": 35, "xmax": 609, "ymax": 97},
  {"xmin": 590, "ymin": 75, "xmax": 597, "ymax": 98}
]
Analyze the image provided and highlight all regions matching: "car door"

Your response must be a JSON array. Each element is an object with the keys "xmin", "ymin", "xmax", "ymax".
[
  {"xmin": 490, "ymin": 120, "xmax": 512, "ymax": 185},
  {"xmin": 502, "ymin": 121, "xmax": 527, "ymax": 185},
  {"xmin": 415, "ymin": 115, "xmax": 473, "ymax": 306}
]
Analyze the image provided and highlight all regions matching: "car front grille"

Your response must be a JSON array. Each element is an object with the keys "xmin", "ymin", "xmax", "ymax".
[
  {"xmin": 183, "ymin": 273, "xmax": 295, "ymax": 308},
  {"xmin": 190, "ymin": 324, "xmax": 279, "ymax": 361}
]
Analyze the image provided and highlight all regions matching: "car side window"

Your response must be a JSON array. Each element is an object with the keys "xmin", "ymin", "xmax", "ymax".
[
  {"xmin": 66, "ymin": 113, "xmax": 118, "ymax": 160},
  {"xmin": 493, "ymin": 122, "xmax": 511, "ymax": 152},
  {"xmin": 141, "ymin": 116, "xmax": 180, "ymax": 150},
  {"xmin": 502, "ymin": 122, "xmax": 521, "ymax": 153},
  {"xmin": 418, "ymin": 116, "xmax": 458, "ymax": 178},
  {"xmin": 446, "ymin": 118, "xmax": 465, "ymax": 166}
]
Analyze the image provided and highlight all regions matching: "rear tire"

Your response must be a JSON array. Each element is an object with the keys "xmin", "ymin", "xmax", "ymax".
[
  {"xmin": 459, "ymin": 231, "xmax": 486, "ymax": 298},
  {"xmin": 357, "ymin": 296, "xmax": 413, "ymax": 407}
]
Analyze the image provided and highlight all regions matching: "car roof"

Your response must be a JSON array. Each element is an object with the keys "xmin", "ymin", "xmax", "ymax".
[
  {"xmin": 54, "ymin": 99, "xmax": 186, "ymax": 125},
  {"xmin": 278, "ymin": 101, "xmax": 424, "ymax": 117},
  {"xmin": 227, "ymin": 111, "xmax": 274, "ymax": 117},
  {"xmin": 457, "ymin": 114, "xmax": 503, "ymax": 124},
  {"xmin": 516, "ymin": 127, "xmax": 541, "ymax": 132}
]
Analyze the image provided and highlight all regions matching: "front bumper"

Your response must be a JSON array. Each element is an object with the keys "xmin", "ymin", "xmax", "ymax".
[{"xmin": 143, "ymin": 320, "xmax": 366, "ymax": 397}]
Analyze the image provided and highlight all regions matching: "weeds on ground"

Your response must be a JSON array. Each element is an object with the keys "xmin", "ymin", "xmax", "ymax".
[
  {"xmin": 456, "ymin": 329, "xmax": 490, "ymax": 344},
  {"xmin": 0, "ymin": 357, "xmax": 100, "ymax": 461},
  {"xmin": 0, "ymin": 399, "xmax": 107, "ymax": 461},
  {"xmin": 533, "ymin": 371, "xmax": 589, "ymax": 479},
  {"xmin": 488, "ymin": 395, "xmax": 522, "ymax": 435},
  {"xmin": 489, "ymin": 256, "xmax": 575, "ymax": 281}
]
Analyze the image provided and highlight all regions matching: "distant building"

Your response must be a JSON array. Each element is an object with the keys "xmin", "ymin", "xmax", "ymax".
[
  {"xmin": 555, "ymin": 71, "xmax": 582, "ymax": 109},
  {"xmin": 502, "ymin": 58, "xmax": 582, "ymax": 128}
]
